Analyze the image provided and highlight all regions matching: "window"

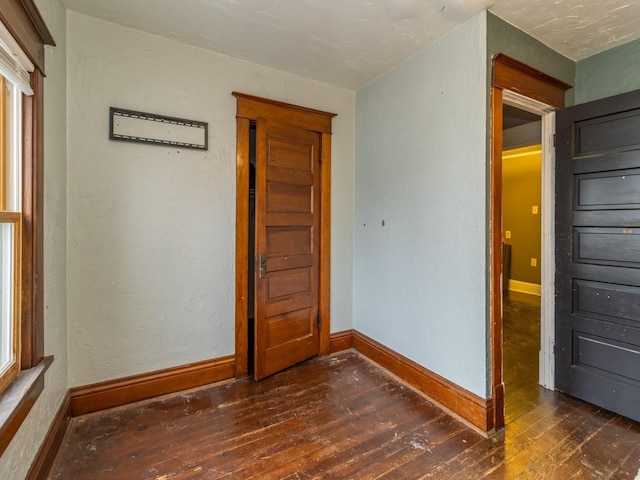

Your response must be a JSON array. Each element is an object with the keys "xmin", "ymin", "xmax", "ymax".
[
  {"xmin": 0, "ymin": 18, "xmax": 35, "ymax": 395},
  {"xmin": 0, "ymin": 0, "xmax": 55, "ymax": 457},
  {"xmin": 0, "ymin": 68, "xmax": 24, "ymax": 394}
]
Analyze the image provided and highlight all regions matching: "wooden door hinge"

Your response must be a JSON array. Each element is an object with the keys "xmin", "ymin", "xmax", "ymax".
[{"xmin": 316, "ymin": 314, "xmax": 321, "ymax": 331}]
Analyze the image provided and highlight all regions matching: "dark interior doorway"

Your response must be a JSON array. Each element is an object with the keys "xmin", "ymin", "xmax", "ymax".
[{"xmin": 248, "ymin": 123, "xmax": 256, "ymax": 375}]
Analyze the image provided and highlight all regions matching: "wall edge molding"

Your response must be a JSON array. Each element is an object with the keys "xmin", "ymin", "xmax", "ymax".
[
  {"xmin": 329, "ymin": 329, "xmax": 354, "ymax": 353},
  {"xmin": 350, "ymin": 331, "xmax": 494, "ymax": 433},
  {"xmin": 70, "ymin": 356, "xmax": 236, "ymax": 416}
]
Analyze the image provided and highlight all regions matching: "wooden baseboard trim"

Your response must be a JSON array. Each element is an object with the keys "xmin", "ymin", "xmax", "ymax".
[
  {"xmin": 329, "ymin": 330, "xmax": 354, "ymax": 353},
  {"xmin": 351, "ymin": 331, "xmax": 494, "ymax": 432},
  {"xmin": 26, "ymin": 391, "xmax": 71, "ymax": 480},
  {"xmin": 70, "ymin": 356, "xmax": 235, "ymax": 416}
]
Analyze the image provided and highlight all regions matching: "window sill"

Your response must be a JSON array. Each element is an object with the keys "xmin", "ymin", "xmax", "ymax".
[{"xmin": 0, "ymin": 356, "xmax": 53, "ymax": 456}]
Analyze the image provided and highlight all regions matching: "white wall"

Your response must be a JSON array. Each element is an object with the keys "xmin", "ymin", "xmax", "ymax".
[
  {"xmin": 0, "ymin": 1, "xmax": 68, "ymax": 478},
  {"xmin": 354, "ymin": 13, "xmax": 488, "ymax": 398},
  {"xmin": 67, "ymin": 12, "xmax": 354, "ymax": 386}
]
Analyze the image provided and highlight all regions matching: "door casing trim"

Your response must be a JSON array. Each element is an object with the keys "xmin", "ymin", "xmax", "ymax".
[
  {"xmin": 232, "ymin": 92, "xmax": 335, "ymax": 377},
  {"xmin": 490, "ymin": 55, "xmax": 571, "ymax": 429}
]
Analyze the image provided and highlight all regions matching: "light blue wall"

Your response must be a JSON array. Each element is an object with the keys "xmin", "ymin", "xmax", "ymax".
[
  {"xmin": 354, "ymin": 13, "xmax": 488, "ymax": 398},
  {"xmin": 576, "ymin": 37, "xmax": 640, "ymax": 104}
]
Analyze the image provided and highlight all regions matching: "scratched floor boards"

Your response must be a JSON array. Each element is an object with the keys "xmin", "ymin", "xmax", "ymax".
[{"xmin": 51, "ymin": 294, "xmax": 640, "ymax": 479}]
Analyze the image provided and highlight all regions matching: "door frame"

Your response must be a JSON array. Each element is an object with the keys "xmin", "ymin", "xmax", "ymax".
[
  {"xmin": 490, "ymin": 55, "xmax": 571, "ymax": 429},
  {"xmin": 232, "ymin": 92, "xmax": 335, "ymax": 378},
  {"xmin": 502, "ymin": 90, "xmax": 556, "ymax": 389}
]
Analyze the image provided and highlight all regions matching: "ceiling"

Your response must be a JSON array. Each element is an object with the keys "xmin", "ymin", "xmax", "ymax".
[{"xmin": 61, "ymin": 0, "xmax": 640, "ymax": 90}]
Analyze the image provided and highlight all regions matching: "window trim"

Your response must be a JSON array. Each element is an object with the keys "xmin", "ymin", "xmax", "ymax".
[{"xmin": 0, "ymin": 0, "xmax": 54, "ymax": 457}]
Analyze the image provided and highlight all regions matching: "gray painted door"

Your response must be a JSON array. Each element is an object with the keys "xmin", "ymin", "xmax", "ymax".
[{"xmin": 555, "ymin": 88, "xmax": 640, "ymax": 422}]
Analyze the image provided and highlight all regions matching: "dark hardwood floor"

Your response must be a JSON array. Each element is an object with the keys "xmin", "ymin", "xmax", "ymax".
[
  {"xmin": 51, "ymin": 303, "xmax": 640, "ymax": 479},
  {"xmin": 503, "ymin": 290, "xmax": 544, "ymax": 424}
]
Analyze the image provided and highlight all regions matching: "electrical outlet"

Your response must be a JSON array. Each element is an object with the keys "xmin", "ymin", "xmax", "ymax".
[
  {"xmin": 531, "ymin": 258, "xmax": 537, "ymax": 267},
  {"xmin": 505, "ymin": 230, "xmax": 511, "ymax": 239}
]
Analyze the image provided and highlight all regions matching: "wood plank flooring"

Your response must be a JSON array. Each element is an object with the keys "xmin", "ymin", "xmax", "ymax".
[
  {"xmin": 503, "ymin": 291, "xmax": 545, "ymax": 424},
  {"xmin": 51, "ymin": 298, "xmax": 640, "ymax": 478}
]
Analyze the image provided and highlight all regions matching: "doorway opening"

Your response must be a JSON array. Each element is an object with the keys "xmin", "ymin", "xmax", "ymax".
[
  {"xmin": 490, "ymin": 55, "xmax": 571, "ymax": 430},
  {"xmin": 501, "ymin": 104, "xmax": 544, "ymax": 422},
  {"xmin": 247, "ymin": 123, "xmax": 256, "ymax": 376}
]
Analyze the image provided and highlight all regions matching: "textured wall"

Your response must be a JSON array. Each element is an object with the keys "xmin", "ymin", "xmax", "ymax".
[
  {"xmin": 575, "ymin": 37, "xmax": 640, "ymax": 104},
  {"xmin": 487, "ymin": 13, "xmax": 576, "ymax": 106},
  {"xmin": 354, "ymin": 13, "xmax": 488, "ymax": 398},
  {"xmin": 0, "ymin": 1, "xmax": 69, "ymax": 478},
  {"xmin": 502, "ymin": 147, "xmax": 542, "ymax": 285},
  {"xmin": 66, "ymin": 12, "xmax": 354, "ymax": 387}
]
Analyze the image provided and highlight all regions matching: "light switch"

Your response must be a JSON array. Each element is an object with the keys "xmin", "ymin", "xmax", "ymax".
[
  {"xmin": 531, "ymin": 258, "xmax": 537, "ymax": 267},
  {"xmin": 505, "ymin": 230, "xmax": 511, "ymax": 239},
  {"xmin": 532, "ymin": 205, "xmax": 539, "ymax": 214}
]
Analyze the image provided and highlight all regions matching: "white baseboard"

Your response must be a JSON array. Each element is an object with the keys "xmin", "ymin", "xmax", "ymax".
[{"xmin": 508, "ymin": 279, "xmax": 541, "ymax": 296}]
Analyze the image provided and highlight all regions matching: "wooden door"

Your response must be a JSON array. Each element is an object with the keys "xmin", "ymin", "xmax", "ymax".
[
  {"xmin": 253, "ymin": 120, "xmax": 321, "ymax": 380},
  {"xmin": 555, "ymin": 88, "xmax": 640, "ymax": 422}
]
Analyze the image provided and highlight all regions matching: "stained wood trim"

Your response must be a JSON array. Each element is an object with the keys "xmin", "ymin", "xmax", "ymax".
[
  {"xmin": 21, "ymin": 70, "xmax": 45, "ymax": 369},
  {"xmin": 329, "ymin": 330, "xmax": 354, "ymax": 353},
  {"xmin": 352, "ymin": 331, "xmax": 494, "ymax": 433},
  {"xmin": 493, "ymin": 54, "xmax": 570, "ymax": 110},
  {"xmin": 319, "ymin": 133, "xmax": 332, "ymax": 355},
  {"xmin": 234, "ymin": 117, "xmax": 250, "ymax": 378},
  {"xmin": 233, "ymin": 93, "xmax": 334, "ymax": 376},
  {"xmin": 490, "ymin": 86, "xmax": 505, "ymax": 431},
  {"xmin": 0, "ymin": 1, "xmax": 54, "ymax": 75},
  {"xmin": 69, "ymin": 356, "xmax": 235, "ymax": 416},
  {"xmin": 26, "ymin": 391, "xmax": 71, "ymax": 480},
  {"xmin": 0, "ymin": 355, "xmax": 52, "ymax": 456},
  {"xmin": 233, "ymin": 92, "xmax": 335, "ymax": 134},
  {"xmin": 18, "ymin": 0, "xmax": 55, "ymax": 46}
]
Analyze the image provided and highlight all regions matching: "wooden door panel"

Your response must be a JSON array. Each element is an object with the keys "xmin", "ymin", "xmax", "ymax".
[
  {"xmin": 267, "ymin": 167, "xmax": 313, "ymax": 185},
  {"xmin": 268, "ymin": 138, "xmax": 313, "ymax": 171},
  {"xmin": 574, "ymin": 333, "xmax": 640, "ymax": 382},
  {"xmin": 556, "ymin": 88, "xmax": 640, "ymax": 422},
  {"xmin": 574, "ymin": 280, "xmax": 640, "ymax": 327},
  {"xmin": 263, "ymin": 333, "xmax": 317, "ymax": 376},
  {"xmin": 569, "ymin": 283, "xmax": 640, "ymax": 346},
  {"xmin": 574, "ymin": 228, "xmax": 640, "ymax": 266},
  {"xmin": 266, "ymin": 228, "xmax": 312, "ymax": 255},
  {"xmin": 267, "ymin": 214, "xmax": 313, "ymax": 227},
  {"xmin": 575, "ymin": 110, "xmax": 640, "ymax": 155},
  {"xmin": 268, "ymin": 254, "xmax": 313, "ymax": 272},
  {"xmin": 267, "ymin": 269, "xmax": 312, "ymax": 299},
  {"xmin": 265, "ymin": 295, "xmax": 314, "ymax": 318},
  {"xmin": 267, "ymin": 183, "xmax": 312, "ymax": 212},
  {"xmin": 573, "ymin": 151, "xmax": 640, "ymax": 175},
  {"xmin": 255, "ymin": 120, "xmax": 320, "ymax": 380},
  {"xmin": 266, "ymin": 308, "xmax": 314, "ymax": 346},
  {"xmin": 576, "ymin": 169, "xmax": 640, "ymax": 208}
]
